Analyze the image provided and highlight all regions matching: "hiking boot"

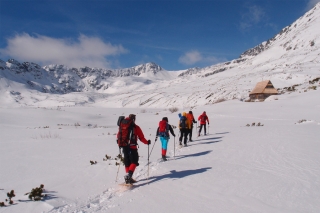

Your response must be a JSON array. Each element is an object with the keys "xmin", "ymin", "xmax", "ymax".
[
  {"xmin": 162, "ymin": 155, "xmax": 167, "ymax": 161},
  {"xmin": 189, "ymin": 139, "xmax": 193, "ymax": 142},
  {"xmin": 198, "ymin": 133, "xmax": 200, "ymax": 137},
  {"xmin": 124, "ymin": 172, "xmax": 134, "ymax": 184},
  {"xmin": 184, "ymin": 143, "xmax": 188, "ymax": 147},
  {"xmin": 179, "ymin": 141, "xmax": 182, "ymax": 146}
]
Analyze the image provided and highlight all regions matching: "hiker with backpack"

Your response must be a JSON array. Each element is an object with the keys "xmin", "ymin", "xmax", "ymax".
[
  {"xmin": 198, "ymin": 111, "xmax": 209, "ymax": 136},
  {"xmin": 117, "ymin": 114, "xmax": 151, "ymax": 184},
  {"xmin": 155, "ymin": 117, "xmax": 176, "ymax": 161},
  {"xmin": 186, "ymin": 111, "xmax": 197, "ymax": 142},
  {"xmin": 178, "ymin": 112, "xmax": 191, "ymax": 146}
]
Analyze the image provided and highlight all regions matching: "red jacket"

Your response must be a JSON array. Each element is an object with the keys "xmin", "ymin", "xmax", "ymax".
[
  {"xmin": 198, "ymin": 113, "xmax": 209, "ymax": 125},
  {"xmin": 117, "ymin": 123, "xmax": 148, "ymax": 149}
]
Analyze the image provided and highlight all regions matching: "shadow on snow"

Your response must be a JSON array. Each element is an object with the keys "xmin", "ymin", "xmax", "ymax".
[
  {"xmin": 174, "ymin": 150, "xmax": 212, "ymax": 160},
  {"xmin": 137, "ymin": 167, "xmax": 212, "ymax": 186}
]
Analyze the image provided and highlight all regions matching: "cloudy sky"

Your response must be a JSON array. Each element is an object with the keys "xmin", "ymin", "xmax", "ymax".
[{"xmin": 0, "ymin": 0, "xmax": 319, "ymax": 70}]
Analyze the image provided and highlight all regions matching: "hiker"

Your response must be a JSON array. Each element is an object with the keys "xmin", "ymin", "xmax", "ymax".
[
  {"xmin": 117, "ymin": 114, "xmax": 151, "ymax": 184},
  {"xmin": 178, "ymin": 112, "xmax": 191, "ymax": 146},
  {"xmin": 198, "ymin": 111, "xmax": 209, "ymax": 136},
  {"xmin": 186, "ymin": 111, "xmax": 197, "ymax": 142},
  {"xmin": 155, "ymin": 117, "xmax": 175, "ymax": 161}
]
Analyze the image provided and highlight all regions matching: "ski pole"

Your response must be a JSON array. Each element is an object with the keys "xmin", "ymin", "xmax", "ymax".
[
  {"xmin": 115, "ymin": 148, "xmax": 121, "ymax": 182},
  {"xmin": 197, "ymin": 122, "xmax": 199, "ymax": 137},
  {"xmin": 147, "ymin": 142, "xmax": 150, "ymax": 181},
  {"xmin": 174, "ymin": 136, "xmax": 175, "ymax": 159},
  {"xmin": 149, "ymin": 137, "xmax": 157, "ymax": 158}
]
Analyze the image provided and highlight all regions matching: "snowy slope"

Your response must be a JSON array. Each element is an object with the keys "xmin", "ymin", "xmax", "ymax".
[
  {"xmin": 0, "ymin": 89, "xmax": 319, "ymax": 213},
  {"xmin": 1, "ymin": 3, "xmax": 320, "ymax": 108}
]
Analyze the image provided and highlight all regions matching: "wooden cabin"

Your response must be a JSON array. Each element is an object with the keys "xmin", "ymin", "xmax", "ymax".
[{"xmin": 249, "ymin": 80, "xmax": 278, "ymax": 101}]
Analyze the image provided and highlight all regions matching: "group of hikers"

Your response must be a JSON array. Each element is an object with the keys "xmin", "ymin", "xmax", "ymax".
[{"xmin": 116, "ymin": 111, "xmax": 210, "ymax": 184}]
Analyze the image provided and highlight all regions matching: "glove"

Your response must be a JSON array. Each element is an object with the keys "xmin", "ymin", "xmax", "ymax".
[
  {"xmin": 173, "ymin": 134, "xmax": 176, "ymax": 137},
  {"xmin": 155, "ymin": 137, "xmax": 158, "ymax": 142},
  {"xmin": 208, "ymin": 123, "xmax": 210, "ymax": 125},
  {"xmin": 148, "ymin": 140, "xmax": 151, "ymax": 144}
]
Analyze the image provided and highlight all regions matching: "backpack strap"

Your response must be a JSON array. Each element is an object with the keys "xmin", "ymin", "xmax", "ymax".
[{"xmin": 129, "ymin": 121, "xmax": 137, "ymax": 146}]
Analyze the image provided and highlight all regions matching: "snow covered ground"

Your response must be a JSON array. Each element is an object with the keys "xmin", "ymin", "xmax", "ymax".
[{"xmin": 1, "ymin": 88, "xmax": 319, "ymax": 213}]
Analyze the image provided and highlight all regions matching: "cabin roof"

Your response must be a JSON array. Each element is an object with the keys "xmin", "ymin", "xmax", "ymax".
[{"xmin": 249, "ymin": 80, "xmax": 278, "ymax": 95}]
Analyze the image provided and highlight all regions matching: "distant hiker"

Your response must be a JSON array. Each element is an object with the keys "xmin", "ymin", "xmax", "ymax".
[
  {"xmin": 186, "ymin": 111, "xmax": 197, "ymax": 142},
  {"xmin": 155, "ymin": 117, "xmax": 175, "ymax": 161},
  {"xmin": 117, "ymin": 114, "xmax": 151, "ymax": 184},
  {"xmin": 178, "ymin": 112, "xmax": 191, "ymax": 146},
  {"xmin": 198, "ymin": 111, "xmax": 209, "ymax": 136}
]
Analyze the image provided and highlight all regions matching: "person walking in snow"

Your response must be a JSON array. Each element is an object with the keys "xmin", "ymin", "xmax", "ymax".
[
  {"xmin": 117, "ymin": 114, "xmax": 151, "ymax": 184},
  {"xmin": 198, "ymin": 111, "xmax": 209, "ymax": 136},
  {"xmin": 155, "ymin": 117, "xmax": 175, "ymax": 161},
  {"xmin": 186, "ymin": 111, "xmax": 197, "ymax": 142},
  {"xmin": 178, "ymin": 112, "xmax": 191, "ymax": 146}
]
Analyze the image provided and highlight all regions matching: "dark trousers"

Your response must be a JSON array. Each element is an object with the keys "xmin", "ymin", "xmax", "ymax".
[
  {"xmin": 122, "ymin": 146, "xmax": 139, "ymax": 168},
  {"xmin": 179, "ymin": 128, "xmax": 189, "ymax": 144},
  {"xmin": 199, "ymin": 124, "xmax": 207, "ymax": 135},
  {"xmin": 189, "ymin": 126, "xmax": 193, "ymax": 140}
]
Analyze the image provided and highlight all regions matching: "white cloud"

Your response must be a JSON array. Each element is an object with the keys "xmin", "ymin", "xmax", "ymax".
[
  {"xmin": 306, "ymin": 0, "xmax": 320, "ymax": 10},
  {"xmin": 0, "ymin": 33, "xmax": 128, "ymax": 68},
  {"xmin": 179, "ymin": 50, "xmax": 202, "ymax": 65},
  {"xmin": 178, "ymin": 50, "xmax": 225, "ymax": 66},
  {"xmin": 240, "ymin": 5, "xmax": 265, "ymax": 31}
]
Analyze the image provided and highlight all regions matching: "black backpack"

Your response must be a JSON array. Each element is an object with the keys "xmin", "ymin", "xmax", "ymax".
[{"xmin": 179, "ymin": 116, "xmax": 187, "ymax": 129}]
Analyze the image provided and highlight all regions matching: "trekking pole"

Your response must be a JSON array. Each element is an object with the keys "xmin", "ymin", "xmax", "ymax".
[
  {"xmin": 149, "ymin": 137, "xmax": 157, "ymax": 158},
  {"xmin": 196, "ymin": 122, "xmax": 199, "ymax": 137},
  {"xmin": 174, "ymin": 136, "xmax": 176, "ymax": 159},
  {"xmin": 147, "ymin": 143, "xmax": 150, "ymax": 181},
  {"xmin": 115, "ymin": 148, "xmax": 121, "ymax": 183}
]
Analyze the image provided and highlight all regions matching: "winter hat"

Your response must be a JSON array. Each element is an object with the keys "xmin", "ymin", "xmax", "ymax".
[
  {"xmin": 129, "ymin": 114, "xmax": 136, "ymax": 121},
  {"xmin": 189, "ymin": 111, "xmax": 193, "ymax": 114},
  {"xmin": 162, "ymin": 117, "xmax": 168, "ymax": 122}
]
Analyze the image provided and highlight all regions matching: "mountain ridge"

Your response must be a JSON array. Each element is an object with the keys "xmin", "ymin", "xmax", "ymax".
[{"xmin": 1, "ymin": 3, "xmax": 320, "ymax": 108}]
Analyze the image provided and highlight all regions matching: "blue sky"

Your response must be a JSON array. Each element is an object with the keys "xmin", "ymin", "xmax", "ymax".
[{"xmin": 0, "ymin": 0, "xmax": 319, "ymax": 70}]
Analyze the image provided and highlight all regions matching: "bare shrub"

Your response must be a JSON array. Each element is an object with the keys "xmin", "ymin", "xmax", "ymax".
[
  {"xmin": 310, "ymin": 40, "xmax": 315, "ymax": 46},
  {"xmin": 168, "ymin": 107, "xmax": 179, "ymax": 113},
  {"xmin": 308, "ymin": 86, "xmax": 317, "ymax": 90}
]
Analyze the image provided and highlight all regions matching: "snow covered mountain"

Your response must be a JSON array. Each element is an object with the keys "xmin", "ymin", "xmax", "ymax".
[
  {"xmin": 1, "ymin": 3, "xmax": 320, "ymax": 108},
  {"xmin": 0, "ymin": 60, "xmax": 164, "ymax": 93}
]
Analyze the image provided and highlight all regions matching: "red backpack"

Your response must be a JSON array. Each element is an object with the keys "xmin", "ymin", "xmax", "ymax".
[
  {"xmin": 158, "ymin": 120, "xmax": 169, "ymax": 137},
  {"xmin": 117, "ymin": 117, "xmax": 136, "ymax": 147},
  {"xmin": 200, "ymin": 115, "xmax": 207, "ymax": 123}
]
